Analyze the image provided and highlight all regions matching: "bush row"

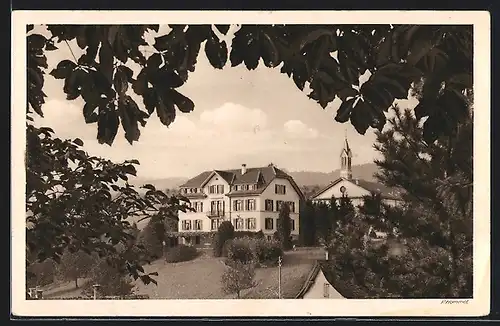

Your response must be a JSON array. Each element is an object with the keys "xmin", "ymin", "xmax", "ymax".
[
  {"xmin": 225, "ymin": 236, "xmax": 283, "ymax": 267},
  {"xmin": 165, "ymin": 244, "xmax": 199, "ymax": 263}
]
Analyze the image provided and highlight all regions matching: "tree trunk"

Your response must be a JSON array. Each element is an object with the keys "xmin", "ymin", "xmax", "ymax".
[{"xmin": 75, "ymin": 277, "xmax": 78, "ymax": 288}]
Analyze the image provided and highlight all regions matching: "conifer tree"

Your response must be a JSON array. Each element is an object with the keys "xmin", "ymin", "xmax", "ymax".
[
  {"xmin": 328, "ymin": 104, "xmax": 472, "ymax": 298},
  {"xmin": 299, "ymin": 200, "xmax": 316, "ymax": 246},
  {"xmin": 277, "ymin": 203, "xmax": 292, "ymax": 250}
]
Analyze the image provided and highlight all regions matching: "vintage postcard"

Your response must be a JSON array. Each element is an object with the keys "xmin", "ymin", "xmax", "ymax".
[{"xmin": 12, "ymin": 10, "xmax": 490, "ymax": 317}]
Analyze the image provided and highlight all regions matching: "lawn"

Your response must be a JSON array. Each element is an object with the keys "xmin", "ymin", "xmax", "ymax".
[
  {"xmin": 40, "ymin": 247, "xmax": 325, "ymax": 300},
  {"xmin": 134, "ymin": 248, "xmax": 324, "ymax": 299}
]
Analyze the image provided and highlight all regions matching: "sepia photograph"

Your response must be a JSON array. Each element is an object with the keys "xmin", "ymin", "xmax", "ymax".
[{"xmin": 12, "ymin": 10, "xmax": 490, "ymax": 317}]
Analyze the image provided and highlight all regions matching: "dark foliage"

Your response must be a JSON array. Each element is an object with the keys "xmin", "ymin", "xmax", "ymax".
[
  {"xmin": 165, "ymin": 244, "xmax": 199, "ymax": 263},
  {"xmin": 213, "ymin": 221, "xmax": 235, "ymax": 257},
  {"xmin": 28, "ymin": 25, "xmax": 472, "ymax": 146}
]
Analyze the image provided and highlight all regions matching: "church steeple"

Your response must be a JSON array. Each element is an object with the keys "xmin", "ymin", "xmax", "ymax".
[{"xmin": 340, "ymin": 130, "xmax": 352, "ymax": 179}]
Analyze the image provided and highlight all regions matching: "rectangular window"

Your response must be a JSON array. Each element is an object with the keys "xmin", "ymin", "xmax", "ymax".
[
  {"xmin": 265, "ymin": 199, "xmax": 274, "ymax": 211},
  {"xmin": 234, "ymin": 200, "xmax": 242, "ymax": 211},
  {"xmin": 286, "ymin": 201, "xmax": 295, "ymax": 213},
  {"xmin": 248, "ymin": 184, "xmax": 254, "ymax": 190},
  {"xmin": 275, "ymin": 184, "xmax": 286, "ymax": 195},
  {"xmin": 182, "ymin": 220, "xmax": 192, "ymax": 231},
  {"xmin": 209, "ymin": 185, "xmax": 215, "ymax": 194},
  {"xmin": 265, "ymin": 218, "xmax": 274, "ymax": 230},
  {"xmin": 246, "ymin": 199, "xmax": 256, "ymax": 211},
  {"xmin": 217, "ymin": 185, "xmax": 224, "ymax": 194},
  {"xmin": 233, "ymin": 218, "xmax": 244, "ymax": 230},
  {"xmin": 323, "ymin": 283, "xmax": 330, "ymax": 298},
  {"xmin": 211, "ymin": 219, "xmax": 222, "ymax": 231},
  {"xmin": 209, "ymin": 201, "xmax": 220, "ymax": 215},
  {"xmin": 246, "ymin": 218, "xmax": 256, "ymax": 230},
  {"xmin": 194, "ymin": 220, "xmax": 203, "ymax": 231},
  {"xmin": 276, "ymin": 200, "xmax": 283, "ymax": 211},
  {"xmin": 199, "ymin": 202, "xmax": 203, "ymax": 212}
]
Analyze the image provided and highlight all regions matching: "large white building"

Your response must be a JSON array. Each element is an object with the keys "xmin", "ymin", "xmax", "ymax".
[
  {"xmin": 311, "ymin": 135, "xmax": 403, "ymax": 208},
  {"xmin": 177, "ymin": 163, "xmax": 304, "ymax": 245}
]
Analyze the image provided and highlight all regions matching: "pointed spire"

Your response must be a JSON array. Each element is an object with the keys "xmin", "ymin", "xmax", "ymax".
[
  {"xmin": 340, "ymin": 127, "xmax": 353, "ymax": 180},
  {"xmin": 344, "ymin": 128, "xmax": 351, "ymax": 154}
]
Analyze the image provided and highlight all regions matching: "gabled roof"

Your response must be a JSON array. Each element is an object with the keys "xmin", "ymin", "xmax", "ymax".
[
  {"xmin": 179, "ymin": 171, "xmax": 212, "ymax": 188},
  {"xmin": 310, "ymin": 177, "xmax": 403, "ymax": 200},
  {"xmin": 180, "ymin": 165, "xmax": 305, "ymax": 200},
  {"xmin": 295, "ymin": 260, "xmax": 345, "ymax": 299}
]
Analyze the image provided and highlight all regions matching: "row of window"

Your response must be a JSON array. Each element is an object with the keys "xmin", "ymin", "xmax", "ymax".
[
  {"xmin": 182, "ymin": 183, "xmax": 288, "ymax": 195},
  {"xmin": 264, "ymin": 217, "xmax": 296, "ymax": 231},
  {"xmin": 208, "ymin": 185, "xmax": 225, "ymax": 194},
  {"xmin": 181, "ymin": 219, "xmax": 203, "ymax": 231},
  {"xmin": 264, "ymin": 200, "xmax": 296, "ymax": 213},
  {"xmin": 233, "ymin": 199, "xmax": 256, "ymax": 211},
  {"xmin": 189, "ymin": 199, "xmax": 296, "ymax": 213},
  {"xmin": 181, "ymin": 218, "xmax": 258, "ymax": 231},
  {"xmin": 232, "ymin": 218, "xmax": 256, "ymax": 230},
  {"xmin": 275, "ymin": 184, "xmax": 286, "ymax": 194},
  {"xmin": 233, "ymin": 184, "xmax": 257, "ymax": 191},
  {"xmin": 180, "ymin": 217, "xmax": 296, "ymax": 231}
]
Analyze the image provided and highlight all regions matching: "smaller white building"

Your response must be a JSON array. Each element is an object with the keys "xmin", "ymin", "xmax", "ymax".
[{"xmin": 311, "ymin": 135, "xmax": 403, "ymax": 207}]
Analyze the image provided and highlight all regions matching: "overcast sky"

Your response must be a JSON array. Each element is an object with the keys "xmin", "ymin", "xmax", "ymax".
[{"xmin": 32, "ymin": 25, "xmax": 418, "ymax": 179}]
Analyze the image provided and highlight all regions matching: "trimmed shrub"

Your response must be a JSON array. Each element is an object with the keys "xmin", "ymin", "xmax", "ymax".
[
  {"xmin": 226, "ymin": 237, "xmax": 255, "ymax": 264},
  {"xmin": 213, "ymin": 221, "xmax": 235, "ymax": 257},
  {"xmin": 165, "ymin": 245, "xmax": 199, "ymax": 263},
  {"xmin": 255, "ymin": 230, "xmax": 265, "ymax": 239},
  {"xmin": 255, "ymin": 239, "xmax": 283, "ymax": 266},
  {"xmin": 234, "ymin": 231, "xmax": 261, "ymax": 239}
]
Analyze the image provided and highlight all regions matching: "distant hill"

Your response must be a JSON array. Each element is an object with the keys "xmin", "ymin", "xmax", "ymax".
[
  {"xmin": 287, "ymin": 163, "xmax": 380, "ymax": 187},
  {"xmin": 129, "ymin": 176, "xmax": 189, "ymax": 192},
  {"xmin": 128, "ymin": 163, "xmax": 380, "ymax": 192}
]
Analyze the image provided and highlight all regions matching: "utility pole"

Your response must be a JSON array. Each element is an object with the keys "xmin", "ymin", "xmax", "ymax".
[
  {"xmin": 93, "ymin": 284, "xmax": 101, "ymax": 300},
  {"xmin": 278, "ymin": 255, "xmax": 282, "ymax": 299}
]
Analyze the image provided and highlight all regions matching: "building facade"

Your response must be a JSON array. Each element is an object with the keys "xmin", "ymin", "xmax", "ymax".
[
  {"xmin": 311, "ymin": 135, "xmax": 403, "ymax": 208},
  {"xmin": 177, "ymin": 163, "xmax": 304, "ymax": 245}
]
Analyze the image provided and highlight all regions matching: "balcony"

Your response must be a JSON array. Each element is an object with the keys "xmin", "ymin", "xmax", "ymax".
[{"xmin": 206, "ymin": 210, "xmax": 225, "ymax": 218}]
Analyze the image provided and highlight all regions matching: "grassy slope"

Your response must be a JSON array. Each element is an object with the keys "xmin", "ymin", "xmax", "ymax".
[
  {"xmin": 41, "ymin": 248, "xmax": 325, "ymax": 300},
  {"xmin": 135, "ymin": 248, "xmax": 324, "ymax": 299}
]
